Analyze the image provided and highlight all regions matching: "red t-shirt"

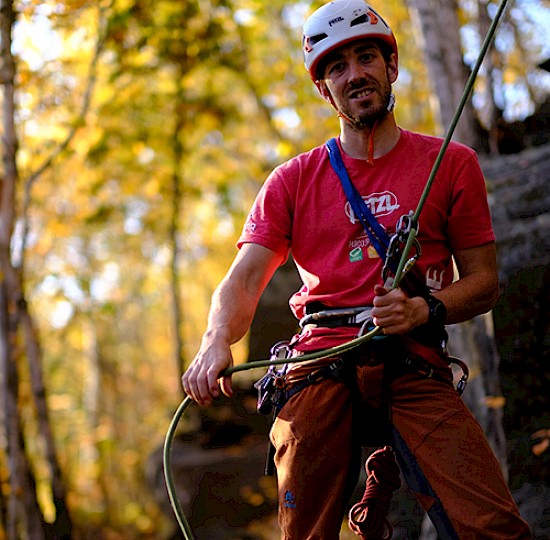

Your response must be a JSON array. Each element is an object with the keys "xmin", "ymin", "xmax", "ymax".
[{"xmin": 238, "ymin": 129, "xmax": 495, "ymax": 351}]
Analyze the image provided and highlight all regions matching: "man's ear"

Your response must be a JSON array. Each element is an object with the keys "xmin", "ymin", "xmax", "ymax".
[
  {"xmin": 315, "ymin": 79, "xmax": 332, "ymax": 104},
  {"xmin": 387, "ymin": 53, "xmax": 398, "ymax": 84}
]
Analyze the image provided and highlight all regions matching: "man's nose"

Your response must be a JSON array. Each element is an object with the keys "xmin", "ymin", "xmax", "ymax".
[{"xmin": 347, "ymin": 59, "xmax": 365, "ymax": 83}]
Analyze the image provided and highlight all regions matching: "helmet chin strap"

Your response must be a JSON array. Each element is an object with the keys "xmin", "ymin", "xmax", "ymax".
[{"xmin": 387, "ymin": 93, "xmax": 396, "ymax": 113}]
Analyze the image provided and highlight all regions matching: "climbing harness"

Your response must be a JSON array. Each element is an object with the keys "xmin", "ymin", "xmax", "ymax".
[
  {"xmin": 163, "ymin": 1, "xmax": 510, "ymax": 537},
  {"xmin": 299, "ymin": 305, "xmax": 373, "ymax": 330}
]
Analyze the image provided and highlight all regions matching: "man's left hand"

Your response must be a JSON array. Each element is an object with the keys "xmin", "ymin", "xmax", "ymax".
[{"xmin": 372, "ymin": 284, "xmax": 428, "ymax": 334}]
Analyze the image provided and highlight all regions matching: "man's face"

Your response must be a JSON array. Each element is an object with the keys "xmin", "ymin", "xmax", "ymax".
[{"xmin": 317, "ymin": 39, "xmax": 398, "ymax": 130}]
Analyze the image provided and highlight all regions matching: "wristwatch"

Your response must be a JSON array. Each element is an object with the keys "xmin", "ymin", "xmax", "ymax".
[{"xmin": 426, "ymin": 294, "xmax": 447, "ymax": 326}]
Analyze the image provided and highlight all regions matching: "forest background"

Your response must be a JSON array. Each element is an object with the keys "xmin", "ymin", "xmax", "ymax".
[{"xmin": 1, "ymin": 0, "xmax": 549, "ymax": 539}]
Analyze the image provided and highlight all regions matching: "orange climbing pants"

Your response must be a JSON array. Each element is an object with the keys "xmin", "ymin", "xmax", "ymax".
[{"xmin": 270, "ymin": 343, "xmax": 531, "ymax": 540}]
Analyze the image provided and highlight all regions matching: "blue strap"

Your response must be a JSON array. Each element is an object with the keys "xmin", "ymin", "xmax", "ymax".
[
  {"xmin": 326, "ymin": 138, "xmax": 390, "ymax": 260},
  {"xmin": 391, "ymin": 427, "xmax": 460, "ymax": 539}
]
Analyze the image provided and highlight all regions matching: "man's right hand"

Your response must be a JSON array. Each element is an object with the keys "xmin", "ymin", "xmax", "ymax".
[
  {"xmin": 181, "ymin": 332, "xmax": 234, "ymax": 406},
  {"xmin": 181, "ymin": 243, "xmax": 284, "ymax": 407}
]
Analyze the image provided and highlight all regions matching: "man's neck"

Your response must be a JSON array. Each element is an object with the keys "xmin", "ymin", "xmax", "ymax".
[{"xmin": 339, "ymin": 115, "xmax": 401, "ymax": 160}]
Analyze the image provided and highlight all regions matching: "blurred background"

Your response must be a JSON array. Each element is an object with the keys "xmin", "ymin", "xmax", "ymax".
[{"xmin": 0, "ymin": 0, "xmax": 548, "ymax": 538}]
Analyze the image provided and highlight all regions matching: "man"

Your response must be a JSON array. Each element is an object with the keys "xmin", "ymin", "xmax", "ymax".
[{"xmin": 182, "ymin": 1, "xmax": 531, "ymax": 538}]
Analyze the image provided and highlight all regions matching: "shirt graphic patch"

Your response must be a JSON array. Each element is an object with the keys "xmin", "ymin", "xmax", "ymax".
[
  {"xmin": 348, "ymin": 232, "xmax": 388, "ymax": 260},
  {"xmin": 244, "ymin": 214, "xmax": 257, "ymax": 234},
  {"xmin": 367, "ymin": 245, "xmax": 379, "ymax": 258},
  {"xmin": 426, "ymin": 267, "xmax": 446, "ymax": 290},
  {"xmin": 349, "ymin": 247, "xmax": 363, "ymax": 262}
]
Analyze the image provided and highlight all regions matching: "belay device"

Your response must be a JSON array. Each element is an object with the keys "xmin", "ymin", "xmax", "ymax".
[{"xmin": 163, "ymin": 1, "xmax": 511, "ymax": 538}]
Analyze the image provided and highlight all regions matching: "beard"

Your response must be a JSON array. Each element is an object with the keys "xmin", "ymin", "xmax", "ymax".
[{"xmin": 336, "ymin": 80, "xmax": 393, "ymax": 130}]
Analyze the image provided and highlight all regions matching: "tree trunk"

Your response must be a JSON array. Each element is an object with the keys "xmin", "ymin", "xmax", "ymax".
[
  {"xmin": 0, "ymin": 280, "xmax": 23, "ymax": 540},
  {"xmin": 19, "ymin": 304, "xmax": 73, "ymax": 539},
  {"xmin": 408, "ymin": 0, "xmax": 479, "ymax": 147},
  {"xmin": 0, "ymin": 1, "xmax": 43, "ymax": 537},
  {"xmin": 0, "ymin": 453, "xmax": 6, "ymax": 532},
  {"xmin": 0, "ymin": 281, "xmax": 45, "ymax": 540},
  {"xmin": 0, "ymin": 0, "xmax": 72, "ymax": 537}
]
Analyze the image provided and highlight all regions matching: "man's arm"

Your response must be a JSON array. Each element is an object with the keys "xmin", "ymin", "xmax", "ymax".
[
  {"xmin": 431, "ymin": 242, "xmax": 499, "ymax": 324},
  {"xmin": 372, "ymin": 242, "xmax": 498, "ymax": 333},
  {"xmin": 182, "ymin": 243, "xmax": 285, "ymax": 406}
]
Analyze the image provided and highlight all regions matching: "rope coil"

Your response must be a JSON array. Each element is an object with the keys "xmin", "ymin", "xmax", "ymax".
[{"xmin": 348, "ymin": 446, "xmax": 401, "ymax": 540}]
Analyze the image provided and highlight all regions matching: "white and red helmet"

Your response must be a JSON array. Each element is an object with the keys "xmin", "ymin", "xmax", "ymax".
[{"xmin": 302, "ymin": 0, "xmax": 398, "ymax": 81}]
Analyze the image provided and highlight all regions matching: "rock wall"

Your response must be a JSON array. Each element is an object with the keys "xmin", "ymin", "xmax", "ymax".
[{"xmin": 482, "ymin": 144, "xmax": 550, "ymax": 538}]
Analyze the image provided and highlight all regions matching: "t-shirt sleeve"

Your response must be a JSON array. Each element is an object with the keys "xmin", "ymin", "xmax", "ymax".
[
  {"xmin": 447, "ymin": 150, "xmax": 495, "ymax": 251},
  {"xmin": 237, "ymin": 166, "xmax": 293, "ymax": 258}
]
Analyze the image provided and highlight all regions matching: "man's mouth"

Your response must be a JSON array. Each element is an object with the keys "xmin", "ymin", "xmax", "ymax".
[{"xmin": 350, "ymin": 88, "xmax": 375, "ymax": 100}]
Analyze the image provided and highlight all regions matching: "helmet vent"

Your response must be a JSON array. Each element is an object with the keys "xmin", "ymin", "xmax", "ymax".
[
  {"xmin": 309, "ymin": 33, "xmax": 328, "ymax": 46},
  {"xmin": 350, "ymin": 14, "xmax": 368, "ymax": 27}
]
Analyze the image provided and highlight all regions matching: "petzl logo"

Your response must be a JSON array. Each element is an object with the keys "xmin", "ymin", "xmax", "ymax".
[
  {"xmin": 329, "ymin": 16, "xmax": 344, "ymax": 27},
  {"xmin": 345, "ymin": 191, "xmax": 400, "ymax": 224}
]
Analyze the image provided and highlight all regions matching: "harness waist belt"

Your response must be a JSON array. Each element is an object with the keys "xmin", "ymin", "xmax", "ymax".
[{"xmin": 299, "ymin": 306, "xmax": 373, "ymax": 329}]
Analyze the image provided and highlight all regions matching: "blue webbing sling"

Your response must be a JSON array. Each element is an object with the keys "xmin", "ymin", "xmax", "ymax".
[{"xmin": 325, "ymin": 137, "xmax": 390, "ymax": 261}]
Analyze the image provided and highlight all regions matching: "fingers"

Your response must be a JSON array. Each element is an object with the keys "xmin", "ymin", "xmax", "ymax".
[
  {"xmin": 180, "ymin": 370, "xmax": 233, "ymax": 407},
  {"xmin": 181, "ymin": 349, "xmax": 233, "ymax": 407},
  {"xmin": 181, "ymin": 365, "xmax": 219, "ymax": 407},
  {"xmin": 373, "ymin": 286, "xmax": 404, "ymax": 310},
  {"xmin": 181, "ymin": 366, "xmax": 210, "ymax": 407},
  {"xmin": 372, "ymin": 287, "xmax": 413, "ymax": 334},
  {"xmin": 219, "ymin": 376, "xmax": 234, "ymax": 399},
  {"xmin": 373, "ymin": 283, "xmax": 389, "ymax": 297}
]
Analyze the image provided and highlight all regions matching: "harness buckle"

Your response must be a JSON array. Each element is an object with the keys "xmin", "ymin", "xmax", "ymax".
[
  {"xmin": 299, "ymin": 306, "xmax": 373, "ymax": 329},
  {"xmin": 328, "ymin": 357, "xmax": 345, "ymax": 379},
  {"xmin": 405, "ymin": 357, "xmax": 434, "ymax": 379}
]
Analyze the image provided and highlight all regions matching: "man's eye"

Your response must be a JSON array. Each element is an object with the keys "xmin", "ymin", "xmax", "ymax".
[
  {"xmin": 328, "ymin": 62, "xmax": 345, "ymax": 74},
  {"xmin": 360, "ymin": 53, "xmax": 375, "ymax": 62}
]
